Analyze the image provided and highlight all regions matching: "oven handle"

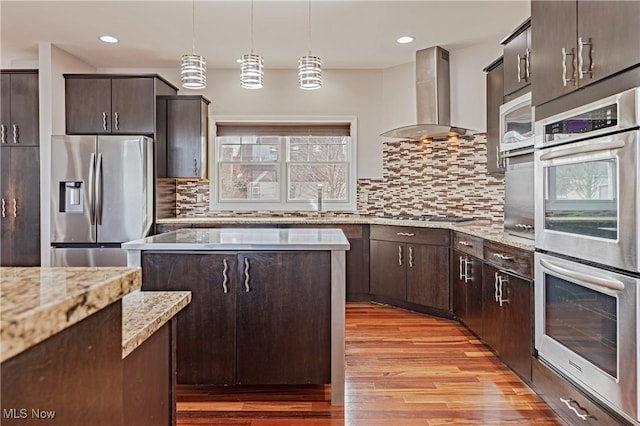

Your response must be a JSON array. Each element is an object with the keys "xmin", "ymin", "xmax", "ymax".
[
  {"xmin": 539, "ymin": 139, "xmax": 625, "ymax": 161},
  {"xmin": 540, "ymin": 259, "xmax": 625, "ymax": 292}
]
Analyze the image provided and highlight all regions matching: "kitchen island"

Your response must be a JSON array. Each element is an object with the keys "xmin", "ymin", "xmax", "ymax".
[
  {"xmin": 0, "ymin": 267, "xmax": 191, "ymax": 425},
  {"xmin": 122, "ymin": 227, "xmax": 350, "ymax": 405}
]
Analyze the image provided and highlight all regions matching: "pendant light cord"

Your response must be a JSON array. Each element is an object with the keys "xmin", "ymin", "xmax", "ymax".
[
  {"xmin": 308, "ymin": 0, "xmax": 312, "ymax": 54},
  {"xmin": 250, "ymin": 0, "xmax": 254, "ymax": 54},
  {"xmin": 191, "ymin": 0, "xmax": 196, "ymax": 53}
]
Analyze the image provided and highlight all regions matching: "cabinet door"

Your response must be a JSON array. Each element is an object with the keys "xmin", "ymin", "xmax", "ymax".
[
  {"xmin": 486, "ymin": 60, "xmax": 505, "ymax": 174},
  {"xmin": 482, "ymin": 264, "xmax": 504, "ymax": 354},
  {"xmin": 464, "ymin": 256, "xmax": 484, "ymax": 338},
  {"xmin": 1, "ymin": 74, "xmax": 11, "ymax": 144},
  {"xmin": 499, "ymin": 271, "xmax": 532, "ymax": 382},
  {"xmin": 9, "ymin": 73, "xmax": 39, "ymax": 146},
  {"xmin": 235, "ymin": 252, "xmax": 331, "ymax": 384},
  {"xmin": 503, "ymin": 28, "xmax": 529, "ymax": 96},
  {"xmin": 406, "ymin": 244, "xmax": 449, "ymax": 310},
  {"xmin": 167, "ymin": 98, "xmax": 202, "ymax": 177},
  {"xmin": 65, "ymin": 78, "xmax": 112, "ymax": 134},
  {"xmin": 141, "ymin": 252, "xmax": 237, "ymax": 385},
  {"xmin": 531, "ymin": 0, "xmax": 578, "ymax": 106},
  {"xmin": 9, "ymin": 147, "xmax": 40, "ymax": 266},
  {"xmin": 370, "ymin": 240, "xmax": 406, "ymax": 300},
  {"xmin": 0, "ymin": 148, "xmax": 11, "ymax": 265},
  {"xmin": 111, "ymin": 78, "xmax": 155, "ymax": 134},
  {"xmin": 577, "ymin": 0, "xmax": 640, "ymax": 87}
]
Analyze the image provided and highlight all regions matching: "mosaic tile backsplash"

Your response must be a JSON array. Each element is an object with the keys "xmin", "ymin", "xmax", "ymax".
[{"xmin": 168, "ymin": 134, "xmax": 504, "ymax": 222}]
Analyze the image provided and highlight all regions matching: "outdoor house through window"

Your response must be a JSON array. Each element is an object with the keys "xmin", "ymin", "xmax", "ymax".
[{"xmin": 211, "ymin": 119, "xmax": 357, "ymax": 212}]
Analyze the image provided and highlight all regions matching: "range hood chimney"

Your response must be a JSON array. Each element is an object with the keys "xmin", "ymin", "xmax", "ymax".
[{"xmin": 381, "ymin": 46, "xmax": 475, "ymax": 141}]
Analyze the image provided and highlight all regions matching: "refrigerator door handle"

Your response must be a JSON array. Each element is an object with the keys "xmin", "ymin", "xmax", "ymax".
[
  {"xmin": 88, "ymin": 152, "xmax": 96, "ymax": 225},
  {"xmin": 96, "ymin": 153, "xmax": 103, "ymax": 225}
]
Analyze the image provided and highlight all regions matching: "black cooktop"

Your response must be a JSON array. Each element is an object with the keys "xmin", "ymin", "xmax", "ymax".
[{"xmin": 381, "ymin": 215, "xmax": 474, "ymax": 223}]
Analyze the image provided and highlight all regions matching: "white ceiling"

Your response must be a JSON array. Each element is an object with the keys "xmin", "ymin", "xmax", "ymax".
[{"xmin": 1, "ymin": 0, "xmax": 530, "ymax": 70}]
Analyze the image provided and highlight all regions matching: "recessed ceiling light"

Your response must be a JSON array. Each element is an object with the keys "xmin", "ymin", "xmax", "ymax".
[
  {"xmin": 396, "ymin": 36, "xmax": 415, "ymax": 44},
  {"xmin": 99, "ymin": 35, "xmax": 119, "ymax": 44}
]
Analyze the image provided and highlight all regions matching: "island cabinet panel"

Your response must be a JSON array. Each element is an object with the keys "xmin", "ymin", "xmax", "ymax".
[
  {"xmin": 141, "ymin": 251, "xmax": 332, "ymax": 386},
  {"xmin": 369, "ymin": 225, "xmax": 451, "ymax": 313},
  {"xmin": 236, "ymin": 252, "xmax": 331, "ymax": 384},
  {"xmin": 1, "ymin": 302, "xmax": 124, "ymax": 426},
  {"xmin": 142, "ymin": 253, "xmax": 237, "ymax": 385}
]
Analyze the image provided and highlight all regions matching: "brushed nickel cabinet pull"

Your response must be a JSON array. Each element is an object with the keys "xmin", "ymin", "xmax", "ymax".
[
  {"xmin": 243, "ymin": 258, "xmax": 251, "ymax": 292},
  {"xmin": 1, "ymin": 124, "xmax": 7, "ymax": 144},
  {"xmin": 493, "ymin": 253, "xmax": 514, "ymax": 261},
  {"xmin": 562, "ymin": 47, "xmax": 577, "ymax": 87},
  {"xmin": 517, "ymin": 53, "xmax": 527, "ymax": 83},
  {"xmin": 494, "ymin": 272, "xmax": 500, "ymax": 303},
  {"xmin": 525, "ymin": 48, "xmax": 531, "ymax": 80},
  {"xmin": 12, "ymin": 124, "xmax": 18, "ymax": 144},
  {"xmin": 222, "ymin": 259, "xmax": 229, "ymax": 294},
  {"xmin": 459, "ymin": 241, "xmax": 472, "ymax": 247},
  {"xmin": 398, "ymin": 245, "xmax": 403, "ymax": 266},
  {"xmin": 12, "ymin": 198, "xmax": 17, "ymax": 217},
  {"xmin": 515, "ymin": 223, "xmax": 534, "ymax": 230},
  {"xmin": 114, "ymin": 111, "xmax": 120, "ymax": 130},
  {"xmin": 459, "ymin": 256, "xmax": 464, "ymax": 280},
  {"xmin": 193, "ymin": 158, "xmax": 198, "ymax": 175},
  {"xmin": 408, "ymin": 246, "xmax": 414, "ymax": 268},
  {"xmin": 1, "ymin": 198, "xmax": 5, "ymax": 218},
  {"xmin": 102, "ymin": 112, "xmax": 108, "ymax": 131},
  {"xmin": 577, "ymin": 37, "xmax": 593, "ymax": 80},
  {"xmin": 560, "ymin": 398, "xmax": 593, "ymax": 421},
  {"xmin": 497, "ymin": 275, "xmax": 509, "ymax": 307},
  {"xmin": 396, "ymin": 232, "xmax": 415, "ymax": 237}
]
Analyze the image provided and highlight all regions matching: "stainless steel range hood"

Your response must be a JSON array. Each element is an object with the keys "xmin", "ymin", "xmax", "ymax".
[{"xmin": 381, "ymin": 46, "xmax": 475, "ymax": 141}]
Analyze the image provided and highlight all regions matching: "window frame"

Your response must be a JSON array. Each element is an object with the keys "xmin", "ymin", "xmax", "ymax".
[{"xmin": 209, "ymin": 116, "xmax": 357, "ymax": 212}]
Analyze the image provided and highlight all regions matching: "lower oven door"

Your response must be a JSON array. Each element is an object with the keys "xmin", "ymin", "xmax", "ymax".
[
  {"xmin": 534, "ymin": 129, "xmax": 640, "ymax": 272},
  {"xmin": 535, "ymin": 252, "xmax": 639, "ymax": 422}
]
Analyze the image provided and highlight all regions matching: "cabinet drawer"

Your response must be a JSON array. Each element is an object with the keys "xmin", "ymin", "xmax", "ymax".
[
  {"xmin": 453, "ymin": 232, "xmax": 483, "ymax": 259},
  {"xmin": 370, "ymin": 225, "xmax": 449, "ymax": 246},
  {"xmin": 483, "ymin": 240, "xmax": 532, "ymax": 279},
  {"xmin": 532, "ymin": 359, "xmax": 628, "ymax": 426}
]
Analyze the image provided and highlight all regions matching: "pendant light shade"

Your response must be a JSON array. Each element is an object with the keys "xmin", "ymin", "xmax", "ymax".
[
  {"xmin": 181, "ymin": 0, "xmax": 206, "ymax": 89},
  {"xmin": 240, "ymin": 53, "xmax": 264, "ymax": 89},
  {"xmin": 181, "ymin": 54, "xmax": 206, "ymax": 89},
  {"xmin": 240, "ymin": 0, "xmax": 264, "ymax": 89},
  {"xmin": 298, "ymin": 55, "xmax": 322, "ymax": 90},
  {"xmin": 299, "ymin": 0, "xmax": 322, "ymax": 90}
]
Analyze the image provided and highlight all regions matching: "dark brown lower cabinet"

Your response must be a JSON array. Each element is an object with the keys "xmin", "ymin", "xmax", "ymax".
[
  {"xmin": 452, "ymin": 250, "xmax": 483, "ymax": 338},
  {"xmin": 141, "ymin": 251, "xmax": 331, "ymax": 386},
  {"xmin": 482, "ymin": 264, "xmax": 532, "ymax": 383},
  {"xmin": 370, "ymin": 239, "xmax": 406, "ymax": 300},
  {"xmin": 0, "ymin": 146, "xmax": 40, "ymax": 266}
]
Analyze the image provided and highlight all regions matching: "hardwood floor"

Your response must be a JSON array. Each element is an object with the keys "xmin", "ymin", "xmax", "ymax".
[{"xmin": 176, "ymin": 302, "xmax": 566, "ymax": 425}]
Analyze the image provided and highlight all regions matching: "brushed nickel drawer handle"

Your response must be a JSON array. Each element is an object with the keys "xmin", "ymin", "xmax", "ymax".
[
  {"xmin": 515, "ymin": 223, "xmax": 533, "ymax": 230},
  {"xmin": 493, "ymin": 253, "xmax": 514, "ymax": 261},
  {"xmin": 12, "ymin": 198, "xmax": 17, "ymax": 217},
  {"xmin": 577, "ymin": 36, "xmax": 593, "ymax": 80},
  {"xmin": 398, "ymin": 245, "xmax": 403, "ymax": 266},
  {"xmin": 458, "ymin": 241, "xmax": 472, "ymax": 247},
  {"xmin": 1, "ymin": 198, "xmax": 5, "ymax": 218},
  {"xmin": 12, "ymin": 124, "xmax": 18, "ymax": 144},
  {"xmin": 497, "ymin": 274, "xmax": 508, "ymax": 307},
  {"xmin": 396, "ymin": 232, "xmax": 415, "ymax": 237},
  {"xmin": 408, "ymin": 246, "xmax": 414, "ymax": 268},
  {"xmin": 561, "ymin": 47, "xmax": 577, "ymax": 87},
  {"xmin": 1, "ymin": 124, "xmax": 6, "ymax": 144},
  {"xmin": 560, "ymin": 398, "xmax": 593, "ymax": 421},
  {"xmin": 222, "ymin": 259, "xmax": 229, "ymax": 294}
]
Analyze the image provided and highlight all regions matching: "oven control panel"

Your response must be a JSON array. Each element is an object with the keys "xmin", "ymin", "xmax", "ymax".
[{"xmin": 545, "ymin": 104, "xmax": 618, "ymax": 137}]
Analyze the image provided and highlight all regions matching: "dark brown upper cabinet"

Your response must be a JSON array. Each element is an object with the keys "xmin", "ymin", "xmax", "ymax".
[
  {"xmin": 156, "ymin": 95, "xmax": 210, "ymax": 178},
  {"xmin": 483, "ymin": 57, "xmax": 505, "ymax": 174},
  {"xmin": 531, "ymin": 0, "xmax": 640, "ymax": 107},
  {"xmin": 502, "ymin": 19, "xmax": 531, "ymax": 97},
  {"xmin": 1, "ymin": 70, "xmax": 39, "ymax": 146},
  {"xmin": 64, "ymin": 74, "xmax": 177, "ymax": 135}
]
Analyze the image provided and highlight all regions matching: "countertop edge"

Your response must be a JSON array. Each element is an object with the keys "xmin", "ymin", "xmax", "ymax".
[{"xmin": 121, "ymin": 290, "xmax": 191, "ymax": 358}]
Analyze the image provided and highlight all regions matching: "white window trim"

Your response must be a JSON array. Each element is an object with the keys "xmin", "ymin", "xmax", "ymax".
[{"xmin": 209, "ymin": 115, "xmax": 358, "ymax": 212}]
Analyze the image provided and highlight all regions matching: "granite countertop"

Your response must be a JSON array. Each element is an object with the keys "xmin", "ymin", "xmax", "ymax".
[
  {"xmin": 1, "ymin": 267, "xmax": 141, "ymax": 363},
  {"xmin": 122, "ymin": 290, "xmax": 191, "ymax": 358},
  {"xmin": 123, "ymin": 228, "xmax": 351, "ymax": 251},
  {"xmin": 156, "ymin": 216, "xmax": 534, "ymax": 251}
]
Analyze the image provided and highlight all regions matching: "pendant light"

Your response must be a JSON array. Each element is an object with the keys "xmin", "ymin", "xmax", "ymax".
[
  {"xmin": 181, "ymin": 0, "xmax": 206, "ymax": 89},
  {"xmin": 298, "ymin": 0, "xmax": 322, "ymax": 90},
  {"xmin": 240, "ymin": 0, "xmax": 264, "ymax": 89}
]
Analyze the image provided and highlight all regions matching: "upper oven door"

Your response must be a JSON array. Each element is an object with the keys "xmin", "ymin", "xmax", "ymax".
[
  {"xmin": 535, "ymin": 130, "xmax": 640, "ymax": 272},
  {"xmin": 500, "ymin": 92, "xmax": 534, "ymax": 153}
]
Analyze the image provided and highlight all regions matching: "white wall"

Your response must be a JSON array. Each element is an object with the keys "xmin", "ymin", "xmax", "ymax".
[
  {"xmin": 39, "ymin": 43, "xmax": 95, "ymax": 265},
  {"xmin": 381, "ymin": 61, "xmax": 415, "ymax": 134},
  {"xmin": 450, "ymin": 40, "xmax": 503, "ymax": 133}
]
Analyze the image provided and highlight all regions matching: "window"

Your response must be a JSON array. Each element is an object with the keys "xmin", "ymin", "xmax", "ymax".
[{"xmin": 211, "ymin": 118, "xmax": 357, "ymax": 212}]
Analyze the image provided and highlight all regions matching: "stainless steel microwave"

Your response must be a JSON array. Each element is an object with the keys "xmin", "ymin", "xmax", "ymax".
[{"xmin": 499, "ymin": 92, "xmax": 534, "ymax": 154}]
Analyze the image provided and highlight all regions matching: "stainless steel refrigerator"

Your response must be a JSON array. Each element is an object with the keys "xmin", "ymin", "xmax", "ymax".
[{"xmin": 51, "ymin": 135, "xmax": 154, "ymax": 266}]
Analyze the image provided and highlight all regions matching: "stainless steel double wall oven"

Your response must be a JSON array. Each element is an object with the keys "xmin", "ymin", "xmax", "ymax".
[{"xmin": 534, "ymin": 87, "xmax": 640, "ymax": 424}]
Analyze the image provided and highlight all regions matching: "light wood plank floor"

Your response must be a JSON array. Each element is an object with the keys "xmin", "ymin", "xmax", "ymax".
[{"xmin": 176, "ymin": 302, "xmax": 566, "ymax": 425}]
